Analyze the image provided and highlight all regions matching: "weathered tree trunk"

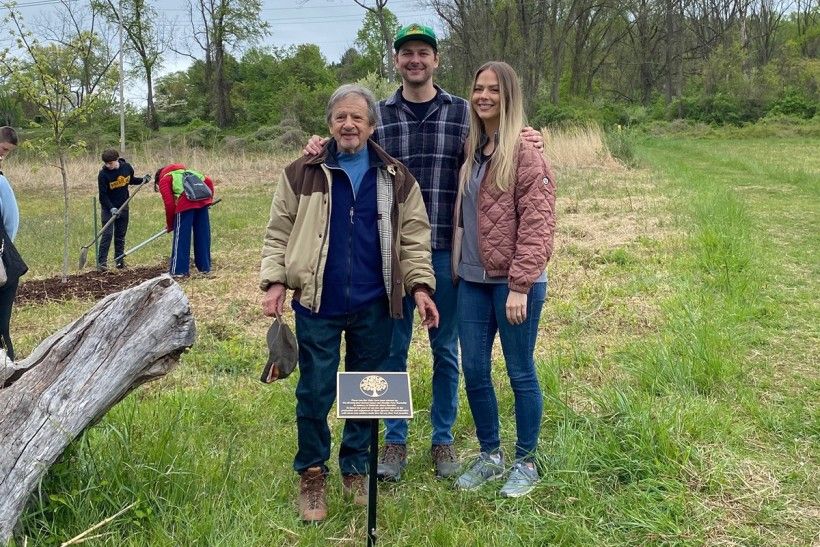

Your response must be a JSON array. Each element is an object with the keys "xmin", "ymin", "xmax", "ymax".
[{"xmin": 0, "ymin": 275, "xmax": 196, "ymax": 544}]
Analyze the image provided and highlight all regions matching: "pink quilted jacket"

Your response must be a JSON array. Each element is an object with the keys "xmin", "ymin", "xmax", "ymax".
[{"xmin": 452, "ymin": 139, "xmax": 556, "ymax": 293}]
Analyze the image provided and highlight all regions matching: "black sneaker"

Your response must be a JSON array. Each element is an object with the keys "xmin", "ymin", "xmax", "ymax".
[
  {"xmin": 116, "ymin": 261, "xmax": 126, "ymax": 269},
  {"xmin": 377, "ymin": 443, "xmax": 407, "ymax": 481}
]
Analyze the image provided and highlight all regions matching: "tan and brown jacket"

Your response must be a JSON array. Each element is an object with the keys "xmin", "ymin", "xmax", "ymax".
[
  {"xmin": 452, "ymin": 138, "xmax": 556, "ymax": 293},
  {"xmin": 260, "ymin": 140, "xmax": 435, "ymax": 318}
]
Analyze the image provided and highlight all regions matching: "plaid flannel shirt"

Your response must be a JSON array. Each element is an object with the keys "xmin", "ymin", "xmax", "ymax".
[{"xmin": 374, "ymin": 85, "xmax": 469, "ymax": 250}]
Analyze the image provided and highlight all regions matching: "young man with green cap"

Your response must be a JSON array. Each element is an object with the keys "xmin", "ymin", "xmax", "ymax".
[{"xmin": 304, "ymin": 23, "xmax": 543, "ymax": 482}]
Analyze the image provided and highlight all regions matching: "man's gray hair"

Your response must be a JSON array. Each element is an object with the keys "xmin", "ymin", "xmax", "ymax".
[{"xmin": 326, "ymin": 84, "xmax": 379, "ymax": 126}]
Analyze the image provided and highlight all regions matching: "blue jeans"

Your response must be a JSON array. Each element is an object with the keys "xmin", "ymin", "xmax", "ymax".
[
  {"xmin": 293, "ymin": 299, "xmax": 393, "ymax": 475},
  {"xmin": 458, "ymin": 280, "xmax": 546, "ymax": 460},
  {"xmin": 170, "ymin": 207, "xmax": 211, "ymax": 276},
  {"xmin": 383, "ymin": 250, "xmax": 460, "ymax": 446}
]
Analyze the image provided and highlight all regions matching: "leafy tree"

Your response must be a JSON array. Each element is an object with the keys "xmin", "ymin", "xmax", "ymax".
[
  {"xmin": 154, "ymin": 68, "xmax": 207, "ymax": 125},
  {"xmin": 355, "ymin": 8, "xmax": 399, "ymax": 79},
  {"xmin": 1, "ymin": 0, "xmax": 118, "ymax": 280},
  {"xmin": 180, "ymin": 0, "xmax": 269, "ymax": 128},
  {"xmin": 353, "ymin": 0, "xmax": 397, "ymax": 81},
  {"xmin": 332, "ymin": 47, "xmax": 371, "ymax": 82}
]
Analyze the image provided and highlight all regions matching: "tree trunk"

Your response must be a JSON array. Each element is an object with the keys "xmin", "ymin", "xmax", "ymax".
[
  {"xmin": 213, "ymin": 43, "xmax": 232, "ymax": 129},
  {"xmin": 59, "ymin": 151, "xmax": 69, "ymax": 283},
  {"xmin": 145, "ymin": 65, "xmax": 159, "ymax": 131},
  {"xmin": 0, "ymin": 275, "xmax": 196, "ymax": 544},
  {"xmin": 376, "ymin": 8, "xmax": 395, "ymax": 81}
]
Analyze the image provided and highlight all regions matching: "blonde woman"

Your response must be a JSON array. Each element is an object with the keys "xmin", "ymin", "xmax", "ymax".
[{"xmin": 452, "ymin": 62, "xmax": 556, "ymax": 497}]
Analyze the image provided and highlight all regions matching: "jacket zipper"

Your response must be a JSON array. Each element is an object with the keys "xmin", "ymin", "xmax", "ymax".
[
  {"xmin": 312, "ymin": 168, "xmax": 332, "ymax": 313},
  {"xmin": 346, "ymin": 205, "xmax": 354, "ymax": 312}
]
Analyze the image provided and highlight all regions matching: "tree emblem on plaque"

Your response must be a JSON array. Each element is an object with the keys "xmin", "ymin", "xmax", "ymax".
[{"xmin": 360, "ymin": 375, "xmax": 388, "ymax": 397}]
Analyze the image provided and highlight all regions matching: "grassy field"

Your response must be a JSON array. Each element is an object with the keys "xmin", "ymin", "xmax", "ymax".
[{"xmin": 5, "ymin": 131, "xmax": 818, "ymax": 545}]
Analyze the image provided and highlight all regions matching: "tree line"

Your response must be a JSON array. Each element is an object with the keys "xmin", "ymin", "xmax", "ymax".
[{"xmin": 0, "ymin": 0, "xmax": 817, "ymax": 146}]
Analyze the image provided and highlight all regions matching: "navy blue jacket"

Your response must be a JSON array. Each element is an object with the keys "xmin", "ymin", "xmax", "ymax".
[{"xmin": 294, "ymin": 141, "xmax": 385, "ymax": 317}]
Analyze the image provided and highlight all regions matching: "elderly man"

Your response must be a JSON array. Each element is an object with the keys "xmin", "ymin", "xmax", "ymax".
[{"xmin": 260, "ymin": 84, "xmax": 439, "ymax": 523}]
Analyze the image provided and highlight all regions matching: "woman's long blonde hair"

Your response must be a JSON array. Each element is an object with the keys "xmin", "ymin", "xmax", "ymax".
[{"xmin": 460, "ymin": 61, "xmax": 526, "ymax": 192}]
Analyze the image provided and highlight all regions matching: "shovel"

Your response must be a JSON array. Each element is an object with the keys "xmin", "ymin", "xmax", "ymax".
[
  {"xmin": 112, "ymin": 197, "xmax": 222, "ymax": 264},
  {"xmin": 78, "ymin": 175, "xmax": 151, "ymax": 269},
  {"xmin": 113, "ymin": 228, "xmax": 168, "ymax": 263}
]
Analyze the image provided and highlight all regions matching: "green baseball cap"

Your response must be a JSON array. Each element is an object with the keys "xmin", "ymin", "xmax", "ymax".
[{"xmin": 394, "ymin": 23, "xmax": 438, "ymax": 52}]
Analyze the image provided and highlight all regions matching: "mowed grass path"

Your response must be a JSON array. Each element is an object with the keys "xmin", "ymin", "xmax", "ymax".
[{"xmin": 8, "ymin": 136, "xmax": 819, "ymax": 545}]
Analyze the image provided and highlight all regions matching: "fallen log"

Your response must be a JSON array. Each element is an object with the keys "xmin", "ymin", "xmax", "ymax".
[{"xmin": 0, "ymin": 275, "xmax": 196, "ymax": 544}]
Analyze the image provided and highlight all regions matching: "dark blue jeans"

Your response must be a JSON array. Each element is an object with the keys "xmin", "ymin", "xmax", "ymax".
[
  {"xmin": 457, "ymin": 280, "xmax": 546, "ymax": 460},
  {"xmin": 170, "ymin": 207, "xmax": 211, "ymax": 275},
  {"xmin": 98, "ymin": 207, "xmax": 129, "ymax": 267},
  {"xmin": 293, "ymin": 299, "xmax": 393, "ymax": 475},
  {"xmin": 383, "ymin": 250, "xmax": 460, "ymax": 446}
]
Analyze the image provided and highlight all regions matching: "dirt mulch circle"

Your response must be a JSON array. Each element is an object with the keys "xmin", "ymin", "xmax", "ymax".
[{"xmin": 17, "ymin": 264, "xmax": 170, "ymax": 305}]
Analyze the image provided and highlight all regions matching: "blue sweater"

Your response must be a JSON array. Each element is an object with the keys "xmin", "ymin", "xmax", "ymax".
[{"xmin": 0, "ymin": 174, "xmax": 19, "ymax": 241}]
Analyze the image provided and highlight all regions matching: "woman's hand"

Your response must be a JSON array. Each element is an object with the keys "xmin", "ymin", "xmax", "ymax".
[{"xmin": 506, "ymin": 290, "xmax": 528, "ymax": 325}]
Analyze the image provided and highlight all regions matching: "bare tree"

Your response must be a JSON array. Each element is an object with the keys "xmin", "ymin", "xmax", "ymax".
[
  {"xmin": 96, "ymin": 0, "xmax": 169, "ymax": 130},
  {"xmin": 794, "ymin": 0, "xmax": 819, "ymax": 56},
  {"xmin": 748, "ymin": 0, "xmax": 791, "ymax": 64}
]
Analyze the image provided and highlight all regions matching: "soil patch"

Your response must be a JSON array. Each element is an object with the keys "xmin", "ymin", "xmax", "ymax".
[{"xmin": 17, "ymin": 264, "xmax": 169, "ymax": 305}]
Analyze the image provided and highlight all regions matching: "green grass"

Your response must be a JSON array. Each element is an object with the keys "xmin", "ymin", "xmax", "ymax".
[{"xmin": 7, "ymin": 135, "xmax": 819, "ymax": 545}]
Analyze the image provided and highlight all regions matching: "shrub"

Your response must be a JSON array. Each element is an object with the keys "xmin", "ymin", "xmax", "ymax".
[
  {"xmin": 531, "ymin": 101, "xmax": 589, "ymax": 128},
  {"xmin": 272, "ymin": 128, "xmax": 309, "ymax": 150},
  {"xmin": 605, "ymin": 128, "xmax": 636, "ymax": 166},
  {"xmin": 183, "ymin": 119, "xmax": 221, "ymax": 148},
  {"xmin": 767, "ymin": 91, "xmax": 817, "ymax": 119}
]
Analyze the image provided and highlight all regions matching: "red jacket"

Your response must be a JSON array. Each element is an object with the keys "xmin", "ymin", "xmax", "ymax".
[
  {"xmin": 453, "ymin": 139, "xmax": 556, "ymax": 293},
  {"xmin": 157, "ymin": 163, "xmax": 215, "ymax": 231}
]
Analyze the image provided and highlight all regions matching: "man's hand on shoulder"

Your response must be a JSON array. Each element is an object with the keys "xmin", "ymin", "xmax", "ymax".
[
  {"xmin": 303, "ymin": 135, "xmax": 329, "ymax": 157},
  {"xmin": 521, "ymin": 126, "xmax": 544, "ymax": 152}
]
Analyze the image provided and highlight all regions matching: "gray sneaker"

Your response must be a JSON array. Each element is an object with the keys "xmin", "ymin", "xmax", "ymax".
[
  {"xmin": 455, "ymin": 451, "xmax": 504, "ymax": 490},
  {"xmin": 500, "ymin": 460, "xmax": 539, "ymax": 498},
  {"xmin": 431, "ymin": 444, "xmax": 460, "ymax": 478},
  {"xmin": 377, "ymin": 443, "xmax": 407, "ymax": 481}
]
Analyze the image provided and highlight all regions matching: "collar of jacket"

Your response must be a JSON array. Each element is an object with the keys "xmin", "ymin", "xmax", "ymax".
[
  {"xmin": 384, "ymin": 83, "xmax": 453, "ymax": 107},
  {"xmin": 307, "ymin": 139, "xmax": 398, "ymax": 174},
  {"xmin": 473, "ymin": 130, "xmax": 500, "ymax": 163}
]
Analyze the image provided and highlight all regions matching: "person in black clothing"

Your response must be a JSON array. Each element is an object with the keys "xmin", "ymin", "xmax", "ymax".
[{"xmin": 97, "ymin": 148, "xmax": 148, "ymax": 270}]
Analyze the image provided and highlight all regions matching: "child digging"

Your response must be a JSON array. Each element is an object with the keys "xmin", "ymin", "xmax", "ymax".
[{"xmin": 97, "ymin": 148, "xmax": 149, "ymax": 270}]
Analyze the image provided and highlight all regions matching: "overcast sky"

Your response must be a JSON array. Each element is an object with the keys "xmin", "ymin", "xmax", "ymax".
[{"xmin": 8, "ymin": 0, "xmax": 441, "ymax": 101}]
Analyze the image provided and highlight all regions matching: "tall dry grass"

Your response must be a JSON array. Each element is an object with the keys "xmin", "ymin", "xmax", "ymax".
[
  {"xmin": 5, "ymin": 145, "xmax": 298, "ymax": 194},
  {"xmin": 7, "ymin": 125, "xmax": 619, "ymax": 193},
  {"xmin": 542, "ymin": 124, "xmax": 622, "ymax": 171}
]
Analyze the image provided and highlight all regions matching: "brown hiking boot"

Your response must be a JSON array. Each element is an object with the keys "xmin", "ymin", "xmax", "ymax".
[
  {"xmin": 298, "ymin": 467, "xmax": 327, "ymax": 522},
  {"xmin": 342, "ymin": 474, "xmax": 368, "ymax": 506},
  {"xmin": 377, "ymin": 443, "xmax": 407, "ymax": 481},
  {"xmin": 431, "ymin": 444, "xmax": 461, "ymax": 478}
]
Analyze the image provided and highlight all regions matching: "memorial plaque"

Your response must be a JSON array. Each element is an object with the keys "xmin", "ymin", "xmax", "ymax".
[{"xmin": 336, "ymin": 372, "xmax": 413, "ymax": 419}]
